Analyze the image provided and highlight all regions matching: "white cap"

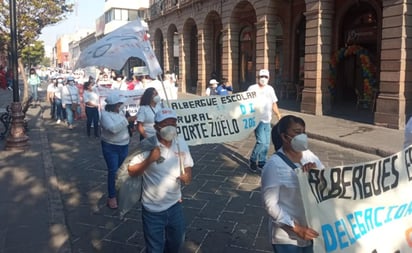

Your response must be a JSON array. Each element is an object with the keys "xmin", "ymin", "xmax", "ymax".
[
  {"xmin": 209, "ymin": 79, "xmax": 218, "ymax": 85},
  {"xmin": 259, "ymin": 69, "xmax": 270, "ymax": 77},
  {"xmin": 105, "ymin": 93, "xmax": 126, "ymax": 105},
  {"xmin": 155, "ymin": 108, "xmax": 177, "ymax": 122}
]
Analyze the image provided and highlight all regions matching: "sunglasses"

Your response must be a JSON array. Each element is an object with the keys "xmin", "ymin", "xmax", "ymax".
[{"xmin": 259, "ymin": 76, "xmax": 269, "ymax": 79}]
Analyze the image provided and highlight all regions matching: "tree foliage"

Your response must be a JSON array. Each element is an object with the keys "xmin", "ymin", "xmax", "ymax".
[
  {"xmin": 21, "ymin": 40, "xmax": 45, "ymax": 68},
  {"xmin": 0, "ymin": 0, "xmax": 73, "ymax": 56}
]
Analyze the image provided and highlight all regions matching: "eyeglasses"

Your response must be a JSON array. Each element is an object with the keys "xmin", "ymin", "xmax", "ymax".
[{"xmin": 259, "ymin": 76, "xmax": 268, "ymax": 79}]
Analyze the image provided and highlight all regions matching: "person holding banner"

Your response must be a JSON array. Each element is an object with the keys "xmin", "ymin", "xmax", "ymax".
[
  {"xmin": 261, "ymin": 115, "xmax": 322, "ymax": 253},
  {"xmin": 101, "ymin": 93, "xmax": 137, "ymax": 209},
  {"xmin": 136, "ymin": 87, "xmax": 162, "ymax": 140},
  {"xmin": 127, "ymin": 107, "xmax": 193, "ymax": 253},
  {"xmin": 247, "ymin": 69, "xmax": 282, "ymax": 172}
]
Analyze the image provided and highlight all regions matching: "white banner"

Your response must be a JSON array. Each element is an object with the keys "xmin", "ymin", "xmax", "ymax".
[
  {"xmin": 169, "ymin": 91, "xmax": 265, "ymax": 146},
  {"xmin": 75, "ymin": 19, "xmax": 162, "ymax": 79},
  {"xmin": 94, "ymin": 89, "xmax": 264, "ymax": 145},
  {"xmin": 297, "ymin": 146, "xmax": 412, "ymax": 253}
]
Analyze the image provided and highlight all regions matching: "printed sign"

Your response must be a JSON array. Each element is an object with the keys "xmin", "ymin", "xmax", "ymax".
[
  {"xmin": 169, "ymin": 91, "xmax": 265, "ymax": 146},
  {"xmin": 297, "ymin": 146, "xmax": 412, "ymax": 253}
]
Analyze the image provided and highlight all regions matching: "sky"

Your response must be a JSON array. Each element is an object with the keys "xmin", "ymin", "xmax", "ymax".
[{"xmin": 39, "ymin": 0, "xmax": 104, "ymax": 53}]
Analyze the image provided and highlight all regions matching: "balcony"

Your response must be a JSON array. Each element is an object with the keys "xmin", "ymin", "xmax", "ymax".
[{"xmin": 149, "ymin": 0, "xmax": 201, "ymax": 18}]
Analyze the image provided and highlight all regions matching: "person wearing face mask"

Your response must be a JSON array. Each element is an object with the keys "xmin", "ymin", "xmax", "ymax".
[
  {"xmin": 83, "ymin": 81, "xmax": 100, "ymax": 138},
  {"xmin": 61, "ymin": 76, "xmax": 80, "ymax": 129},
  {"xmin": 27, "ymin": 68, "xmax": 41, "ymax": 103},
  {"xmin": 136, "ymin": 87, "xmax": 162, "ymax": 140},
  {"xmin": 101, "ymin": 93, "xmax": 137, "ymax": 209},
  {"xmin": 54, "ymin": 77, "xmax": 66, "ymax": 124},
  {"xmin": 127, "ymin": 107, "xmax": 193, "ymax": 253},
  {"xmin": 261, "ymin": 115, "xmax": 323, "ymax": 253},
  {"xmin": 247, "ymin": 69, "xmax": 282, "ymax": 173}
]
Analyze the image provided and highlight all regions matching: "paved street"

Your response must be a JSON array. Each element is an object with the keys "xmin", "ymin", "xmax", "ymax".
[
  {"xmin": 0, "ymin": 84, "xmax": 401, "ymax": 253},
  {"xmin": 42, "ymin": 111, "xmax": 380, "ymax": 253}
]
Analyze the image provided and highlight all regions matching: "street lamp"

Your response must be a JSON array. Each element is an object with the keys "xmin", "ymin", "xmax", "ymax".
[{"xmin": 5, "ymin": 0, "xmax": 29, "ymax": 150}]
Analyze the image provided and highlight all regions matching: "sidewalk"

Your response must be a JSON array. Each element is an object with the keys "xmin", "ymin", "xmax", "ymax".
[{"xmin": 0, "ymin": 87, "xmax": 404, "ymax": 253}]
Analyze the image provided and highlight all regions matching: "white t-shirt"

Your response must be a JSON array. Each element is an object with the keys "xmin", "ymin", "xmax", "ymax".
[
  {"xmin": 129, "ymin": 136, "xmax": 194, "ymax": 212},
  {"xmin": 83, "ymin": 90, "xmax": 100, "ymax": 108},
  {"xmin": 261, "ymin": 148, "xmax": 324, "ymax": 246},
  {"xmin": 136, "ymin": 104, "xmax": 160, "ymax": 137},
  {"xmin": 247, "ymin": 84, "xmax": 278, "ymax": 123},
  {"xmin": 54, "ymin": 83, "xmax": 63, "ymax": 99}
]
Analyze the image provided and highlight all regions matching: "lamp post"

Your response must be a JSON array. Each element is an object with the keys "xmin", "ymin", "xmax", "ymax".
[{"xmin": 5, "ymin": 0, "xmax": 29, "ymax": 150}]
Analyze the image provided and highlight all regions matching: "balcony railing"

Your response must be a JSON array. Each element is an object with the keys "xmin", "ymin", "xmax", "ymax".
[{"xmin": 150, "ymin": 0, "xmax": 200, "ymax": 18}]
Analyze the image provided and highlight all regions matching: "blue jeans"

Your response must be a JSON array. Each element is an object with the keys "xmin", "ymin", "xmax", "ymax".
[
  {"xmin": 250, "ymin": 122, "xmax": 271, "ymax": 167},
  {"xmin": 65, "ymin": 104, "xmax": 74, "ymax": 126},
  {"xmin": 55, "ymin": 98, "xmax": 66, "ymax": 120},
  {"xmin": 101, "ymin": 141, "xmax": 128, "ymax": 198},
  {"xmin": 142, "ymin": 202, "xmax": 185, "ymax": 253},
  {"xmin": 86, "ymin": 107, "xmax": 99, "ymax": 137},
  {"xmin": 272, "ymin": 243, "xmax": 313, "ymax": 253},
  {"xmin": 30, "ymin": 84, "xmax": 38, "ymax": 101}
]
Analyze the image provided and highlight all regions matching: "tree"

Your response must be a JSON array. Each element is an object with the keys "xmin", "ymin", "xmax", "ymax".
[
  {"xmin": 21, "ymin": 40, "xmax": 45, "ymax": 69},
  {"xmin": 0, "ymin": 0, "xmax": 73, "ymax": 100}
]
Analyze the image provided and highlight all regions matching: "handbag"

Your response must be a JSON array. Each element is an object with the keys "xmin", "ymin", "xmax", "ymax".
[
  {"xmin": 67, "ymin": 87, "xmax": 78, "ymax": 112},
  {"xmin": 71, "ymin": 102, "xmax": 78, "ymax": 111},
  {"xmin": 116, "ymin": 136, "xmax": 158, "ymax": 219}
]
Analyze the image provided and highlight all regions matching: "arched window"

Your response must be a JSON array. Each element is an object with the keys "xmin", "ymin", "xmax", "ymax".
[{"xmin": 239, "ymin": 25, "xmax": 255, "ymax": 90}]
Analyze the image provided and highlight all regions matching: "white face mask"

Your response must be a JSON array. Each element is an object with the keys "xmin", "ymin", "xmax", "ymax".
[
  {"xmin": 259, "ymin": 78, "xmax": 268, "ymax": 86},
  {"xmin": 159, "ymin": 126, "xmax": 177, "ymax": 141},
  {"xmin": 290, "ymin": 133, "xmax": 308, "ymax": 152},
  {"xmin": 153, "ymin": 95, "xmax": 161, "ymax": 104}
]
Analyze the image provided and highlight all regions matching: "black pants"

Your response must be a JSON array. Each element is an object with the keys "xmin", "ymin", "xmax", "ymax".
[{"xmin": 85, "ymin": 106, "xmax": 99, "ymax": 137}]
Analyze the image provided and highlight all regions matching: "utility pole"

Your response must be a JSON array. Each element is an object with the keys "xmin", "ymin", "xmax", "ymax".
[{"xmin": 5, "ymin": 0, "xmax": 29, "ymax": 150}]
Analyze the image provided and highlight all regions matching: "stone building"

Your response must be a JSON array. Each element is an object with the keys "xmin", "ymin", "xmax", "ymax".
[{"xmin": 147, "ymin": 0, "xmax": 412, "ymax": 129}]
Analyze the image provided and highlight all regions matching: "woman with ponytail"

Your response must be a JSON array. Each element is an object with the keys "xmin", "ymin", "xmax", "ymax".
[{"xmin": 261, "ymin": 115, "xmax": 324, "ymax": 253}]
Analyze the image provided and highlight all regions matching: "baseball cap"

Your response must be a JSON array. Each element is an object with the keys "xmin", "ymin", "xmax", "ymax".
[
  {"xmin": 259, "ymin": 69, "xmax": 270, "ymax": 77},
  {"xmin": 155, "ymin": 108, "xmax": 177, "ymax": 122},
  {"xmin": 105, "ymin": 93, "xmax": 126, "ymax": 105},
  {"xmin": 209, "ymin": 79, "xmax": 218, "ymax": 85},
  {"xmin": 67, "ymin": 76, "xmax": 75, "ymax": 82}
]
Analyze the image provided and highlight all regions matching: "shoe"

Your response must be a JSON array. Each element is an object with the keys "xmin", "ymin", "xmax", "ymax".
[
  {"xmin": 7, "ymin": 87, "xmax": 13, "ymax": 91},
  {"xmin": 68, "ymin": 125, "xmax": 73, "ymax": 130},
  {"xmin": 249, "ymin": 162, "xmax": 258, "ymax": 173},
  {"xmin": 107, "ymin": 198, "xmax": 118, "ymax": 209},
  {"xmin": 56, "ymin": 119, "xmax": 61, "ymax": 124}
]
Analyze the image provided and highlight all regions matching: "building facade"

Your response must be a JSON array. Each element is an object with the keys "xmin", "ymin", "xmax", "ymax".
[{"xmin": 147, "ymin": 0, "xmax": 412, "ymax": 129}]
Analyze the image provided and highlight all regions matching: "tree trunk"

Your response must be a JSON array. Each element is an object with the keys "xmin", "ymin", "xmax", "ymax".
[{"xmin": 18, "ymin": 58, "xmax": 28, "ymax": 102}]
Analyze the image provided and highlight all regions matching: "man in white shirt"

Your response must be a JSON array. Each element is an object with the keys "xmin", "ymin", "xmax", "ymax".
[
  {"xmin": 128, "ymin": 108, "xmax": 193, "ymax": 253},
  {"xmin": 247, "ymin": 69, "xmax": 282, "ymax": 172}
]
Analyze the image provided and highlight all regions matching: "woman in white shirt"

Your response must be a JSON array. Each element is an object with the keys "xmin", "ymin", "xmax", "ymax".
[
  {"xmin": 100, "ymin": 93, "xmax": 137, "ymax": 209},
  {"xmin": 136, "ymin": 87, "xmax": 162, "ymax": 140},
  {"xmin": 83, "ymin": 81, "xmax": 100, "ymax": 137},
  {"xmin": 261, "ymin": 115, "xmax": 322, "ymax": 253}
]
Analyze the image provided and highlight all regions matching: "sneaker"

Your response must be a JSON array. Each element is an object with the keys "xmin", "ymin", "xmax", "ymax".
[
  {"xmin": 68, "ymin": 125, "xmax": 73, "ymax": 130},
  {"xmin": 249, "ymin": 162, "xmax": 258, "ymax": 173},
  {"xmin": 56, "ymin": 119, "xmax": 61, "ymax": 124}
]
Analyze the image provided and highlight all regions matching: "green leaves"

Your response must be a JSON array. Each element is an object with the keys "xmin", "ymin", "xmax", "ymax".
[{"xmin": 0, "ymin": 0, "xmax": 73, "ymax": 55}]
